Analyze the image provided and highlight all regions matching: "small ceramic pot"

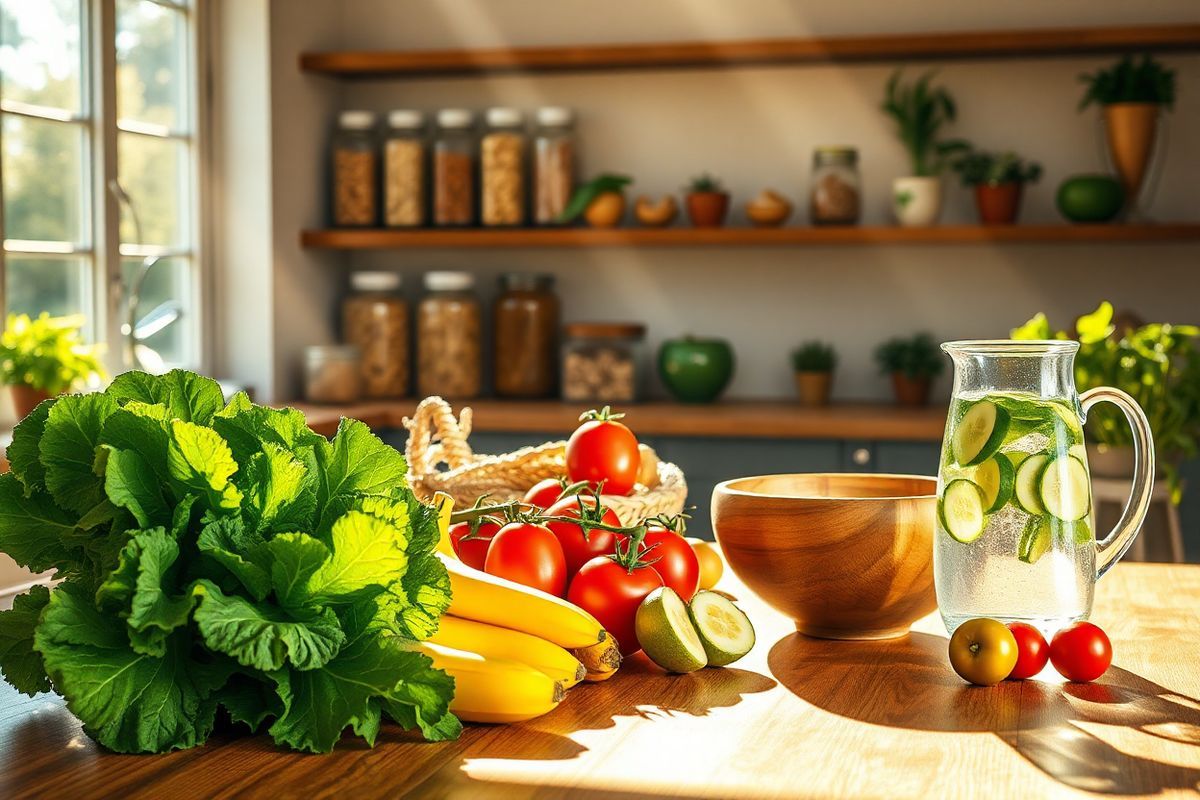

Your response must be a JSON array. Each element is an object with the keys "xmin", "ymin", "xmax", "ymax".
[
  {"xmin": 9, "ymin": 384, "xmax": 51, "ymax": 419},
  {"xmin": 890, "ymin": 373, "xmax": 932, "ymax": 407},
  {"xmin": 974, "ymin": 182, "xmax": 1023, "ymax": 225},
  {"xmin": 686, "ymin": 192, "xmax": 730, "ymax": 228},
  {"xmin": 891, "ymin": 176, "xmax": 943, "ymax": 227},
  {"xmin": 794, "ymin": 371, "xmax": 833, "ymax": 407}
]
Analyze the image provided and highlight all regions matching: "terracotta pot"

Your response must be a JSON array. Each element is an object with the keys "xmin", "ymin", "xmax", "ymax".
[
  {"xmin": 890, "ymin": 373, "xmax": 931, "ymax": 407},
  {"xmin": 974, "ymin": 182, "xmax": 1023, "ymax": 225},
  {"xmin": 891, "ymin": 176, "xmax": 943, "ymax": 227},
  {"xmin": 1103, "ymin": 102, "xmax": 1159, "ymax": 209},
  {"xmin": 794, "ymin": 371, "xmax": 833, "ymax": 407},
  {"xmin": 9, "ymin": 385, "xmax": 51, "ymax": 419},
  {"xmin": 685, "ymin": 192, "xmax": 730, "ymax": 228}
]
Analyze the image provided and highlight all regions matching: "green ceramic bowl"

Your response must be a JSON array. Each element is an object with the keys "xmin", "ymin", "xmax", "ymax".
[{"xmin": 1056, "ymin": 175, "xmax": 1124, "ymax": 223}]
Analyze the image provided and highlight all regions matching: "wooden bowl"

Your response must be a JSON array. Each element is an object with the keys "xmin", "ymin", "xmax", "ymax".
[{"xmin": 712, "ymin": 473, "xmax": 937, "ymax": 640}]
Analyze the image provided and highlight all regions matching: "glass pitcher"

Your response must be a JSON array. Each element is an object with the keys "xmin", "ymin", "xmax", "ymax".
[{"xmin": 934, "ymin": 340, "xmax": 1154, "ymax": 634}]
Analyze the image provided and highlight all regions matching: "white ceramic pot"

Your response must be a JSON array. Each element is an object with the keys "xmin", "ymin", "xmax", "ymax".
[{"xmin": 891, "ymin": 176, "xmax": 943, "ymax": 227}]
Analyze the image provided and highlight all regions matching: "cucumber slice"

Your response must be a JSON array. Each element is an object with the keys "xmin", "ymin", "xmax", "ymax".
[
  {"xmin": 972, "ymin": 453, "xmax": 1015, "ymax": 514},
  {"xmin": 939, "ymin": 479, "xmax": 987, "ymax": 543},
  {"xmin": 687, "ymin": 591, "xmax": 755, "ymax": 667},
  {"xmin": 1018, "ymin": 517, "xmax": 1053, "ymax": 564},
  {"xmin": 952, "ymin": 401, "xmax": 1011, "ymax": 466},
  {"xmin": 1040, "ymin": 455, "xmax": 1091, "ymax": 522},
  {"xmin": 1072, "ymin": 519, "xmax": 1095, "ymax": 545},
  {"xmin": 1014, "ymin": 453, "xmax": 1051, "ymax": 515},
  {"xmin": 636, "ymin": 587, "xmax": 708, "ymax": 673}
]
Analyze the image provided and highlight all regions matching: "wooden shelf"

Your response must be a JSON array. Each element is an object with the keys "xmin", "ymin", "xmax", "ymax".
[
  {"xmin": 299, "ymin": 24, "xmax": 1200, "ymax": 78},
  {"xmin": 301, "ymin": 223, "xmax": 1200, "ymax": 250},
  {"xmin": 290, "ymin": 399, "xmax": 947, "ymax": 442}
]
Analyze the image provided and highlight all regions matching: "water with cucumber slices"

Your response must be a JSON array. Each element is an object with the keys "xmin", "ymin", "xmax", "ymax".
[{"xmin": 934, "ymin": 390, "xmax": 1095, "ymax": 635}]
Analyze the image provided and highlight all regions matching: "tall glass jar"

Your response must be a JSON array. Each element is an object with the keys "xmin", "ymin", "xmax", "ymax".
[
  {"xmin": 383, "ymin": 110, "xmax": 426, "ymax": 227},
  {"xmin": 417, "ymin": 271, "xmax": 481, "ymax": 399},
  {"xmin": 533, "ymin": 107, "xmax": 575, "ymax": 225},
  {"xmin": 331, "ymin": 110, "xmax": 378, "ymax": 227},
  {"xmin": 493, "ymin": 273, "xmax": 559, "ymax": 398},
  {"xmin": 480, "ymin": 107, "xmax": 527, "ymax": 227},
  {"xmin": 304, "ymin": 345, "xmax": 363, "ymax": 404},
  {"xmin": 343, "ymin": 271, "xmax": 410, "ymax": 398},
  {"xmin": 809, "ymin": 146, "xmax": 861, "ymax": 225},
  {"xmin": 433, "ymin": 109, "xmax": 475, "ymax": 226}
]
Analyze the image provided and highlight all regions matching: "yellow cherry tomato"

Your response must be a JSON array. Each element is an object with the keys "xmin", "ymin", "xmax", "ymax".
[
  {"xmin": 948, "ymin": 618, "xmax": 1019, "ymax": 686},
  {"xmin": 686, "ymin": 537, "xmax": 724, "ymax": 590}
]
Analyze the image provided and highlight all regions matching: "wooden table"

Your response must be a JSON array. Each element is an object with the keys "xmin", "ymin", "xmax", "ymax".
[{"xmin": 3, "ymin": 563, "xmax": 1200, "ymax": 799}]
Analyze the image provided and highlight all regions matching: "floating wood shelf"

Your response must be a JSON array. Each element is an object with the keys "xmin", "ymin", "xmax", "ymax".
[
  {"xmin": 299, "ymin": 24, "xmax": 1200, "ymax": 78},
  {"xmin": 301, "ymin": 223, "xmax": 1200, "ymax": 250}
]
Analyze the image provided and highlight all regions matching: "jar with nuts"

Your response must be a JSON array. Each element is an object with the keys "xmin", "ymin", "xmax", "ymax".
[
  {"xmin": 331, "ymin": 110, "xmax": 379, "ymax": 227},
  {"xmin": 433, "ymin": 109, "xmax": 476, "ymax": 226},
  {"xmin": 343, "ymin": 270, "xmax": 410, "ymax": 398},
  {"xmin": 417, "ymin": 271, "xmax": 482, "ymax": 399},
  {"xmin": 481, "ymin": 107, "xmax": 528, "ymax": 227},
  {"xmin": 304, "ymin": 345, "xmax": 363, "ymax": 404},
  {"xmin": 809, "ymin": 146, "xmax": 861, "ymax": 225},
  {"xmin": 533, "ymin": 106, "xmax": 575, "ymax": 225},
  {"xmin": 561, "ymin": 322, "xmax": 646, "ymax": 404},
  {"xmin": 383, "ymin": 110, "xmax": 427, "ymax": 227}
]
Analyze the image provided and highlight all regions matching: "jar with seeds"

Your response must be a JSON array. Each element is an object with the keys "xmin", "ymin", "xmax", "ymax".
[
  {"xmin": 383, "ymin": 110, "xmax": 426, "ymax": 227},
  {"xmin": 480, "ymin": 107, "xmax": 528, "ymax": 227},
  {"xmin": 433, "ymin": 109, "xmax": 475, "ymax": 226},
  {"xmin": 343, "ymin": 271, "xmax": 410, "ymax": 398},
  {"xmin": 331, "ymin": 110, "xmax": 378, "ymax": 227},
  {"xmin": 417, "ymin": 271, "xmax": 482, "ymax": 399},
  {"xmin": 561, "ymin": 323, "xmax": 646, "ymax": 403}
]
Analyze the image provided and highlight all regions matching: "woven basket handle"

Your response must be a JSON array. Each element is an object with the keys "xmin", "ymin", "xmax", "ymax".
[{"xmin": 402, "ymin": 397, "xmax": 476, "ymax": 477}]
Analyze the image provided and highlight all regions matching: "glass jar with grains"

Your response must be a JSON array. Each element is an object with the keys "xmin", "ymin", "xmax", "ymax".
[
  {"xmin": 304, "ymin": 345, "xmax": 363, "ymax": 404},
  {"xmin": 493, "ymin": 273, "xmax": 559, "ymax": 398},
  {"xmin": 481, "ymin": 107, "xmax": 528, "ymax": 227},
  {"xmin": 809, "ymin": 146, "xmax": 861, "ymax": 225},
  {"xmin": 343, "ymin": 271, "xmax": 410, "ymax": 399},
  {"xmin": 561, "ymin": 323, "xmax": 646, "ymax": 404},
  {"xmin": 533, "ymin": 107, "xmax": 575, "ymax": 225},
  {"xmin": 433, "ymin": 109, "xmax": 475, "ymax": 226},
  {"xmin": 331, "ymin": 110, "xmax": 378, "ymax": 227},
  {"xmin": 383, "ymin": 110, "xmax": 426, "ymax": 227},
  {"xmin": 417, "ymin": 271, "xmax": 482, "ymax": 399}
]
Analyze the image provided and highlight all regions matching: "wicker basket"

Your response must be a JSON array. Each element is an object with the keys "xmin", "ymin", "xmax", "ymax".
[{"xmin": 403, "ymin": 397, "xmax": 687, "ymax": 525}]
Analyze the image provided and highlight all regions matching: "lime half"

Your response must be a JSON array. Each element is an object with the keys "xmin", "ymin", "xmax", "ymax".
[{"xmin": 635, "ymin": 587, "xmax": 708, "ymax": 673}]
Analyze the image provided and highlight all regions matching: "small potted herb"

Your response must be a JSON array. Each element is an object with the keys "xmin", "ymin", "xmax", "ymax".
[
  {"xmin": 559, "ymin": 173, "xmax": 633, "ymax": 228},
  {"xmin": 0, "ymin": 313, "xmax": 106, "ymax": 417},
  {"xmin": 874, "ymin": 332, "xmax": 944, "ymax": 407},
  {"xmin": 951, "ymin": 149, "xmax": 1043, "ymax": 225},
  {"xmin": 684, "ymin": 174, "xmax": 730, "ymax": 228},
  {"xmin": 791, "ymin": 341, "xmax": 837, "ymax": 407}
]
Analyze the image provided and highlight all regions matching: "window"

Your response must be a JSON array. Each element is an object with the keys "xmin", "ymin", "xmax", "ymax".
[{"xmin": 0, "ymin": 0, "xmax": 201, "ymax": 372}]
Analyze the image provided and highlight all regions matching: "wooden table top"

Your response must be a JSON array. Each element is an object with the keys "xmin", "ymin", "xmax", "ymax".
[{"xmin": 3, "ymin": 562, "xmax": 1199, "ymax": 799}]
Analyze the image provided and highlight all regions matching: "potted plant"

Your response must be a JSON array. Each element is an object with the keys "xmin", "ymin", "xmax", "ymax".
[
  {"xmin": 874, "ymin": 332, "xmax": 944, "ymax": 407},
  {"xmin": 1079, "ymin": 54, "xmax": 1176, "ymax": 214},
  {"xmin": 684, "ymin": 174, "xmax": 730, "ymax": 228},
  {"xmin": 559, "ymin": 173, "xmax": 632, "ymax": 228},
  {"xmin": 881, "ymin": 70, "xmax": 969, "ymax": 227},
  {"xmin": 791, "ymin": 341, "xmax": 836, "ymax": 407},
  {"xmin": 0, "ymin": 313, "xmax": 106, "ymax": 417},
  {"xmin": 951, "ymin": 149, "xmax": 1043, "ymax": 225}
]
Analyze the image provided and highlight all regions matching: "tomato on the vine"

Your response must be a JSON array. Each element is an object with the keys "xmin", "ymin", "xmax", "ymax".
[
  {"xmin": 640, "ymin": 525, "xmax": 700, "ymax": 602},
  {"xmin": 566, "ymin": 407, "xmax": 641, "ymax": 496},
  {"xmin": 1006, "ymin": 622, "xmax": 1050, "ymax": 680},
  {"xmin": 448, "ymin": 519, "xmax": 502, "ymax": 571},
  {"xmin": 523, "ymin": 478, "xmax": 567, "ymax": 509},
  {"xmin": 568, "ymin": 551, "xmax": 663, "ymax": 656},
  {"xmin": 1050, "ymin": 622, "xmax": 1112, "ymax": 683},
  {"xmin": 484, "ymin": 522, "xmax": 568, "ymax": 597},
  {"xmin": 545, "ymin": 495, "xmax": 620, "ymax": 576}
]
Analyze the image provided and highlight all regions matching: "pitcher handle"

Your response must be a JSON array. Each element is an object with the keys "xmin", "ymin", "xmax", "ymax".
[{"xmin": 1080, "ymin": 386, "xmax": 1155, "ymax": 578}]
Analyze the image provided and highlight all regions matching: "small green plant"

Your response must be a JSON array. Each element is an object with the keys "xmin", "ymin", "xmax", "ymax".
[
  {"xmin": 0, "ymin": 313, "xmax": 106, "ymax": 393},
  {"xmin": 881, "ymin": 70, "xmax": 970, "ymax": 177},
  {"xmin": 874, "ymin": 332, "xmax": 945, "ymax": 379},
  {"xmin": 558, "ymin": 173, "xmax": 632, "ymax": 222},
  {"xmin": 686, "ymin": 173, "xmax": 725, "ymax": 194},
  {"xmin": 1079, "ymin": 54, "xmax": 1176, "ymax": 111},
  {"xmin": 952, "ymin": 149, "xmax": 1043, "ymax": 186},
  {"xmin": 791, "ymin": 341, "xmax": 837, "ymax": 373}
]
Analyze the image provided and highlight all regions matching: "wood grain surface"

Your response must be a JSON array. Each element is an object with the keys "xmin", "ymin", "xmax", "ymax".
[{"xmin": 3, "ymin": 562, "xmax": 1199, "ymax": 799}]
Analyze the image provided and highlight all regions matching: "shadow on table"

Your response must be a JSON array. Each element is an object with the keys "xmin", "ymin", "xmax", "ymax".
[{"xmin": 768, "ymin": 631, "xmax": 1200, "ymax": 795}]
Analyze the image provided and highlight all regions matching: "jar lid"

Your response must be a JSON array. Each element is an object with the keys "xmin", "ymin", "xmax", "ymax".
[
  {"xmin": 536, "ymin": 106, "xmax": 574, "ymax": 127},
  {"xmin": 563, "ymin": 322, "xmax": 646, "ymax": 339},
  {"xmin": 813, "ymin": 146, "xmax": 858, "ymax": 165},
  {"xmin": 486, "ymin": 107, "xmax": 524, "ymax": 127},
  {"xmin": 437, "ymin": 108, "xmax": 474, "ymax": 128},
  {"xmin": 339, "ymin": 110, "xmax": 376, "ymax": 130},
  {"xmin": 351, "ymin": 271, "xmax": 402, "ymax": 292},
  {"xmin": 424, "ymin": 270, "xmax": 475, "ymax": 291},
  {"xmin": 387, "ymin": 109, "xmax": 425, "ymax": 129},
  {"xmin": 306, "ymin": 344, "xmax": 360, "ymax": 361},
  {"xmin": 499, "ymin": 272, "xmax": 554, "ymax": 292}
]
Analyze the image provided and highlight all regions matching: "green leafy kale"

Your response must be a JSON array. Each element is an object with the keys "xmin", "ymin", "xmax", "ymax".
[{"xmin": 0, "ymin": 369, "xmax": 457, "ymax": 753}]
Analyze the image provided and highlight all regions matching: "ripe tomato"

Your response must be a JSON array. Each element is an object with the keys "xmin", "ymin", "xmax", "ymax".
[
  {"xmin": 1006, "ymin": 622, "xmax": 1050, "ymax": 680},
  {"xmin": 640, "ymin": 527, "xmax": 700, "ymax": 601},
  {"xmin": 448, "ymin": 519, "xmax": 502, "ymax": 571},
  {"xmin": 687, "ymin": 537, "xmax": 724, "ymax": 590},
  {"xmin": 484, "ymin": 522, "xmax": 568, "ymax": 597},
  {"xmin": 566, "ymin": 408, "xmax": 641, "ymax": 496},
  {"xmin": 947, "ymin": 618, "xmax": 1018, "ymax": 686},
  {"xmin": 1050, "ymin": 621, "xmax": 1112, "ymax": 682},
  {"xmin": 545, "ymin": 495, "xmax": 620, "ymax": 576},
  {"xmin": 568, "ymin": 556, "xmax": 663, "ymax": 655},
  {"xmin": 523, "ymin": 478, "xmax": 566, "ymax": 509}
]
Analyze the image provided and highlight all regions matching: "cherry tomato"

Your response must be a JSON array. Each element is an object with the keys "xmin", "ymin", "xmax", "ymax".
[
  {"xmin": 566, "ymin": 408, "xmax": 641, "ymax": 496},
  {"xmin": 545, "ymin": 495, "xmax": 620, "ymax": 576},
  {"xmin": 523, "ymin": 478, "xmax": 566, "ymax": 509},
  {"xmin": 947, "ymin": 618, "xmax": 1018, "ymax": 686},
  {"xmin": 484, "ymin": 522, "xmax": 568, "ymax": 597},
  {"xmin": 567, "ymin": 556, "xmax": 663, "ymax": 655},
  {"xmin": 1006, "ymin": 622, "xmax": 1050, "ymax": 680},
  {"xmin": 448, "ymin": 519, "xmax": 502, "ymax": 571},
  {"xmin": 1050, "ymin": 621, "xmax": 1112, "ymax": 682},
  {"xmin": 640, "ymin": 527, "xmax": 700, "ymax": 601},
  {"xmin": 687, "ymin": 537, "xmax": 724, "ymax": 590}
]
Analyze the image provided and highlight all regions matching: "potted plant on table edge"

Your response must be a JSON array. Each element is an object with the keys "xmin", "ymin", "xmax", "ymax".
[
  {"xmin": 874, "ymin": 332, "xmax": 944, "ymax": 407},
  {"xmin": 684, "ymin": 173, "xmax": 731, "ymax": 228},
  {"xmin": 0, "ymin": 313, "xmax": 107, "ymax": 418},
  {"xmin": 952, "ymin": 149, "xmax": 1042, "ymax": 225},
  {"xmin": 791, "ymin": 341, "xmax": 837, "ymax": 407}
]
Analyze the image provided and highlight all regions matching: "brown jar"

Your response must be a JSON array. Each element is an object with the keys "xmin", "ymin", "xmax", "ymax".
[
  {"xmin": 493, "ymin": 273, "xmax": 559, "ymax": 398},
  {"xmin": 433, "ymin": 109, "xmax": 475, "ymax": 226},
  {"xmin": 417, "ymin": 271, "xmax": 482, "ymax": 399},
  {"xmin": 342, "ymin": 271, "xmax": 409, "ymax": 398}
]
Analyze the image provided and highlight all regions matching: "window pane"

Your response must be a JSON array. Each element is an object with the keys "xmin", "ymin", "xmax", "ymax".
[
  {"xmin": 118, "ymin": 132, "xmax": 187, "ymax": 247},
  {"xmin": 0, "ymin": 0, "xmax": 84, "ymax": 114},
  {"xmin": 122, "ymin": 256, "xmax": 189, "ymax": 368},
  {"xmin": 2, "ymin": 114, "xmax": 86, "ymax": 243},
  {"xmin": 116, "ymin": 0, "xmax": 186, "ymax": 130},
  {"xmin": 6, "ymin": 255, "xmax": 88, "ymax": 319}
]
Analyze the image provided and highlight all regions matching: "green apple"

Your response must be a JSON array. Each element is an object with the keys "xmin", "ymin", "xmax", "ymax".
[
  {"xmin": 658, "ymin": 336, "xmax": 734, "ymax": 403},
  {"xmin": 1056, "ymin": 175, "xmax": 1124, "ymax": 223}
]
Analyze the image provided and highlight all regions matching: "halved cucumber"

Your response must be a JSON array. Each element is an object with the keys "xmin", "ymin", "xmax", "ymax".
[
  {"xmin": 687, "ymin": 591, "xmax": 755, "ymax": 667},
  {"xmin": 1040, "ymin": 455, "xmax": 1091, "ymax": 522},
  {"xmin": 952, "ymin": 401, "xmax": 1011, "ymax": 466},
  {"xmin": 1014, "ymin": 453, "xmax": 1051, "ymax": 515},
  {"xmin": 1018, "ymin": 517, "xmax": 1053, "ymax": 564},
  {"xmin": 939, "ymin": 479, "xmax": 987, "ymax": 543},
  {"xmin": 972, "ymin": 453, "xmax": 1015, "ymax": 514}
]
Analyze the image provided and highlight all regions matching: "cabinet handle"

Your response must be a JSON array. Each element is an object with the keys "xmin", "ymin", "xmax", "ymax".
[{"xmin": 852, "ymin": 447, "xmax": 871, "ymax": 466}]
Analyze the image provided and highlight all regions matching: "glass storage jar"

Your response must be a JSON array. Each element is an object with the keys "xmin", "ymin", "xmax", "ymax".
[
  {"xmin": 809, "ymin": 146, "xmax": 861, "ymax": 225},
  {"xmin": 481, "ymin": 107, "xmax": 527, "ymax": 227},
  {"xmin": 561, "ymin": 323, "xmax": 646, "ymax": 403},
  {"xmin": 533, "ymin": 106, "xmax": 575, "ymax": 225},
  {"xmin": 331, "ymin": 110, "xmax": 378, "ymax": 227},
  {"xmin": 383, "ymin": 110, "xmax": 426, "ymax": 227},
  {"xmin": 304, "ymin": 345, "xmax": 363, "ymax": 404},
  {"xmin": 342, "ymin": 271, "xmax": 410, "ymax": 399},
  {"xmin": 433, "ymin": 109, "xmax": 475, "ymax": 226},
  {"xmin": 417, "ymin": 271, "xmax": 482, "ymax": 399},
  {"xmin": 493, "ymin": 273, "xmax": 559, "ymax": 398}
]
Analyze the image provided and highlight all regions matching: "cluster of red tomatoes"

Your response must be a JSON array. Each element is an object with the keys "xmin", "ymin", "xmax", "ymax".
[
  {"xmin": 447, "ymin": 408, "xmax": 701, "ymax": 656},
  {"xmin": 949, "ymin": 617, "xmax": 1113, "ymax": 686}
]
